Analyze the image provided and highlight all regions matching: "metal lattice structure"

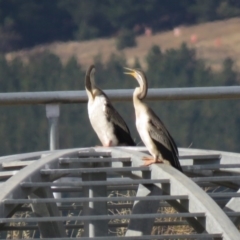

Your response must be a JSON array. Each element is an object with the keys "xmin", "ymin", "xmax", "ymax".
[
  {"xmin": 0, "ymin": 147, "xmax": 240, "ymax": 239},
  {"xmin": 1, "ymin": 87, "xmax": 240, "ymax": 239}
]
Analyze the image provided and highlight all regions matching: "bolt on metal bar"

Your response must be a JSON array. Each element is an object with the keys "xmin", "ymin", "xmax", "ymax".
[
  {"xmin": 3, "ymin": 194, "xmax": 189, "ymax": 204},
  {"xmin": 1, "ymin": 86, "xmax": 240, "ymax": 106}
]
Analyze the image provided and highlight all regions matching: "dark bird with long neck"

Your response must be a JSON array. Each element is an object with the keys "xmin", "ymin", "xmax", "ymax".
[
  {"xmin": 124, "ymin": 67, "xmax": 182, "ymax": 171},
  {"xmin": 85, "ymin": 65, "xmax": 135, "ymax": 147}
]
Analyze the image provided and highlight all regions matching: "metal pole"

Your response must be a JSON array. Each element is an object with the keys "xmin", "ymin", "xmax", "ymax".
[
  {"xmin": 46, "ymin": 104, "xmax": 61, "ymax": 208},
  {"xmin": 46, "ymin": 104, "xmax": 60, "ymax": 150},
  {"xmin": 82, "ymin": 171, "xmax": 108, "ymax": 237}
]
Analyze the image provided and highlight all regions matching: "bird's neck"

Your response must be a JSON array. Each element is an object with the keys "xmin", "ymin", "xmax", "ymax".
[
  {"xmin": 85, "ymin": 87, "xmax": 94, "ymax": 101},
  {"xmin": 133, "ymin": 88, "xmax": 146, "ymax": 111},
  {"xmin": 85, "ymin": 78, "xmax": 93, "ymax": 100}
]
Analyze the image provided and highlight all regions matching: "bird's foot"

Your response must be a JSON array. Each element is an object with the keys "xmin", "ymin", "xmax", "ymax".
[
  {"xmin": 104, "ymin": 140, "xmax": 113, "ymax": 147},
  {"xmin": 142, "ymin": 156, "xmax": 164, "ymax": 166},
  {"xmin": 95, "ymin": 140, "xmax": 113, "ymax": 148}
]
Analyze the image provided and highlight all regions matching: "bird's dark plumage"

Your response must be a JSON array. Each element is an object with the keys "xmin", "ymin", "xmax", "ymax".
[
  {"xmin": 85, "ymin": 65, "xmax": 135, "ymax": 147},
  {"xmin": 124, "ymin": 67, "xmax": 182, "ymax": 171},
  {"xmin": 147, "ymin": 108, "xmax": 182, "ymax": 171},
  {"xmin": 104, "ymin": 100, "xmax": 135, "ymax": 146}
]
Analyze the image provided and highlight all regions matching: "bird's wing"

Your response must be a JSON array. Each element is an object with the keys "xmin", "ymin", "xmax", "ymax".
[
  {"xmin": 147, "ymin": 108, "xmax": 178, "ymax": 155},
  {"xmin": 102, "ymin": 91, "xmax": 135, "ymax": 146},
  {"xmin": 105, "ymin": 101, "xmax": 129, "ymax": 133},
  {"xmin": 147, "ymin": 108, "xmax": 182, "ymax": 171}
]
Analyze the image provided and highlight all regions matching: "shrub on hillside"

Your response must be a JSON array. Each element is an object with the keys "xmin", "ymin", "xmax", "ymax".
[{"xmin": 115, "ymin": 29, "xmax": 136, "ymax": 50}]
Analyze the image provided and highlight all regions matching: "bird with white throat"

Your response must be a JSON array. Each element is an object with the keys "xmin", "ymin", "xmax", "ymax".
[{"xmin": 124, "ymin": 67, "xmax": 182, "ymax": 171}]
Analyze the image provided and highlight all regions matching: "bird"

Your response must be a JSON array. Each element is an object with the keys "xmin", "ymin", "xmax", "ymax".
[
  {"xmin": 85, "ymin": 64, "xmax": 135, "ymax": 147},
  {"xmin": 124, "ymin": 67, "xmax": 182, "ymax": 171}
]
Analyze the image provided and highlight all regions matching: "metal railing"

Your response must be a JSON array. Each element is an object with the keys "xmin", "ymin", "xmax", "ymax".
[
  {"xmin": 1, "ymin": 86, "xmax": 240, "ymax": 151},
  {"xmin": 1, "ymin": 86, "xmax": 240, "ymax": 105},
  {"xmin": 1, "ymin": 86, "xmax": 240, "ymax": 239}
]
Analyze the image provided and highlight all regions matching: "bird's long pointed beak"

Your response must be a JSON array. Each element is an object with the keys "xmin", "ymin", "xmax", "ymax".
[{"xmin": 123, "ymin": 67, "xmax": 136, "ymax": 78}]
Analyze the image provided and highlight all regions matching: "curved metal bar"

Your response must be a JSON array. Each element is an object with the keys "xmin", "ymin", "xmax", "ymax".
[
  {"xmin": 0, "ymin": 147, "xmax": 240, "ymax": 239},
  {"xmin": 108, "ymin": 148, "xmax": 240, "ymax": 240},
  {"xmin": 0, "ymin": 150, "xmax": 52, "ymax": 163},
  {"xmin": 0, "ymin": 148, "xmax": 80, "ymax": 218},
  {"xmin": 178, "ymin": 148, "xmax": 240, "ymax": 222}
]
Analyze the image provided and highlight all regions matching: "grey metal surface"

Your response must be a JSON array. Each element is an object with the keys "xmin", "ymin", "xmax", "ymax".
[
  {"xmin": 3, "ymin": 195, "xmax": 189, "ymax": 204},
  {"xmin": 1, "ymin": 86, "xmax": 240, "ymax": 106},
  {"xmin": 0, "ymin": 220, "xmax": 189, "ymax": 230},
  {"xmin": 59, "ymin": 157, "xmax": 131, "ymax": 163},
  {"xmin": 0, "ymin": 147, "xmax": 240, "ymax": 239},
  {"xmin": 40, "ymin": 166, "xmax": 150, "ymax": 175},
  {"xmin": 0, "ymin": 234, "xmax": 223, "ymax": 240},
  {"xmin": 82, "ymin": 172, "xmax": 108, "ymax": 237},
  {"xmin": 0, "ymin": 212, "xmax": 206, "ymax": 223},
  {"xmin": 120, "ymin": 148, "xmax": 240, "ymax": 239},
  {"xmin": 178, "ymin": 147, "xmax": 240, "ymax": 230},
  {"xmin": 28, "ymin": 188, "xmax": 66, "ymax": 238},
  {"xmin": 46, "ymin": 104, "xmax": 60, "ymax": 150},
  {"xmin": 20, "ymin": 179, "xmax": 169, "ymax": 187}
]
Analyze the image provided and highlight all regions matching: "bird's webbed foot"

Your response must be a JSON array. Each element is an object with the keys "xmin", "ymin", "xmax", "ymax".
[{"xmin": 142, "ymin": 156, "xmax": 164, "ymax": 166}]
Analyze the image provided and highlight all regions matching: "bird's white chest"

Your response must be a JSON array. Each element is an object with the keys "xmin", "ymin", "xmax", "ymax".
[
  {"xmin": 136, "ymin": 111, "xmax": 157, "ymax": 156},
  {"xmin": 88, "ymin": 96, "xmax": 117, "ymax": 146},
  {"xmin": 88, "ymin": 96, "xmax": 107, "ymax": 118}
]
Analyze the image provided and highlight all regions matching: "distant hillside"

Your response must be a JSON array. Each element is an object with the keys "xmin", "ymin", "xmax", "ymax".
[{"xmin": 5, "ymin": 17, "xmax": 240, "ymax": 71}]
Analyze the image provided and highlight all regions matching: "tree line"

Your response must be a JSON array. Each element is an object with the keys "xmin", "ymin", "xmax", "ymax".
[
  {"xmin": 0, "ymin": 44, "xmax": 239, "ymax": 156},
  {"xmin": 1, "ymin": 0, "xmax": 240, "ymax": 51}
]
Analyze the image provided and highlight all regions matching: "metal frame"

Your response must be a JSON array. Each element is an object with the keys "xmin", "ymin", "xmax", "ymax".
[
  {"xmin": 0, "ymin": 87, "xmax": 240, "ymax": 238},
  {"xmin": 0, "ymin": 147, "xmax": 240, "ymax": 239}
]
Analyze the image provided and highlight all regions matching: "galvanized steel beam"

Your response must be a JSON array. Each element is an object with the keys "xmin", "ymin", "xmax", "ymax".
[
  {"xmin": 0, "ymin": 149, "xmax": 80, "ymax": 218},
  {"xmin": 0, "ymin": 233, "xmax": 224, "ymax": 240},
  {"xmin": 1, "ymin": 86, "xmax": 240, "ymax": 106},
  {"xmin": 0, "ymin": 212, "xmax": 206, "ymax": 223},
  {"xmin": 0, "ymin": 147, "xmax": 240, "ymax": 239},
  {"xmin": 108, "ymin": 148, "xmax": 240, "ymax": 240},
  {"xmin": 82, "ymin": 172, "xmax": 107, "ymax": 237},
  {"xmin": 28, "ymin": 188, "xmax": 66, "ymax": 238},
  {"xmin": 46, "ymin": 104, "xmax": 60, "ymax": 150}
]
